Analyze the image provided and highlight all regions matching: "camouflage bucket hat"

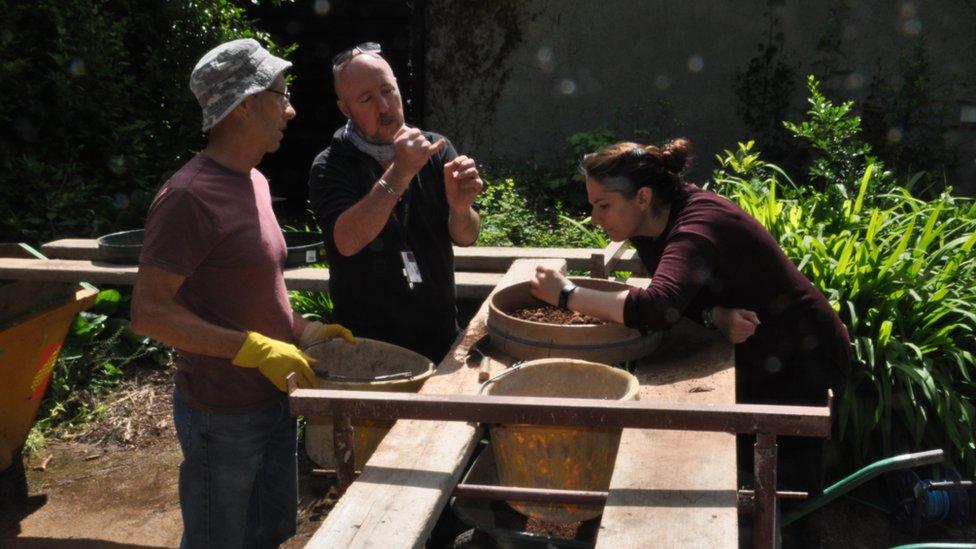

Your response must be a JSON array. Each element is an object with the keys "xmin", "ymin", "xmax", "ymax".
[{"xmin": 189, "ymin": 38, "xmax": 292, "ymax": 131}]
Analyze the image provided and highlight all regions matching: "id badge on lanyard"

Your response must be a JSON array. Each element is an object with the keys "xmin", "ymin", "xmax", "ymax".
[
  {"xmin": 400, "ymin": 250, "xmax": 423, "ymax": 288},
  {"xmin": 393, "ymin": 196, "xmax": 423, "ymax": 288}
]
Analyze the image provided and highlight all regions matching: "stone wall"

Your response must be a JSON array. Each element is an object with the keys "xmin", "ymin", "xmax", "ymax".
[{"xmin": 424, "ymin": 0, "xmax": 976, "ymax": 192}]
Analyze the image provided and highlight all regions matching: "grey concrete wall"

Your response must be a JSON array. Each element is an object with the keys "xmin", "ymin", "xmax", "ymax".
[{"xmin": 424, "ymin": 0, "xmax": 976, "ymax": 192}]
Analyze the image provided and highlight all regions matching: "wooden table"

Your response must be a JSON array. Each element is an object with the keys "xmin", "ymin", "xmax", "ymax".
[
  {"xmin": 8, "ymin": 240, "xmax": 737, "ymax": 546},
  {"xmin": 597, "ymin": 319, "xmax": 736, "ymax": 548},
  {"xmin": 304, "ymin": 259, "xmax": 736, "ymax": 548},
  {"xmin": 38, "ymin": 238, "xmax": 645, "ymax": 274}
]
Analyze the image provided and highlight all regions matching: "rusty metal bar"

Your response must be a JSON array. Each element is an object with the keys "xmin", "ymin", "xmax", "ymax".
[
  {"xmin": 333, "ymin": 414, "xmax": 355, "ymax": 495},
  {"xmin": 311, "ymin": 468, "xmax": 362, "ymax": 477},
  {"xmin": 753, "ymin": 433, "xmax": 778, "ymax": 549},
  {"xmin": 453, "ymin": 483, "xmax": 609, "ymax": 505},
  {"xmin": 288, "ymin": 389, "xmax": 831, "ymax": 438},
  {"xmin": 737, "ymin": 490, "xmax": 807, "ymax": 515},
  {"xmin": 452, "ymin": 484, "xmax": 809, "ymax": 510}
]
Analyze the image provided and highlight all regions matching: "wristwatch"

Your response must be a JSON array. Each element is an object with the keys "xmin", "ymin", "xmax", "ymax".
[{"xmin": 558, "ymin": 282, "xmax": 578, "ymax": 309}]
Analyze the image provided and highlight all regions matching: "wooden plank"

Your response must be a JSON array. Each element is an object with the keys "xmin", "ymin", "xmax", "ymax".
[
  {"xmin": 39, "ymin": 239, "xmax": 646, "ymax": 274},
  {"xmin": 305, "ymin": 258, "xmax": 566, "ymax": 549},
  {"xmin": 589, "ymin": 240, "xmax": 631, "ymax": 278},
  {"xmin": 0, "ymin": 258, "xmax": 502, "ymax": 300},
  {"xmin": 597, "ymin": 319, "xmax": 737, "ymax": 548},
  {"xmin": 454, "ymin": 246, "xmax": 643, "ymax": 273},
  {"xmin": 40, "ymin": 238, "xmax": 98, "ymax": 260}
]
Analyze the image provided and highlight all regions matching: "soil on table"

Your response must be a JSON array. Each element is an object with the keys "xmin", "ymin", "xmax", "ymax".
[{"xmin": 511, "ymin": 305, "xmax": 603, "ymax": 325}]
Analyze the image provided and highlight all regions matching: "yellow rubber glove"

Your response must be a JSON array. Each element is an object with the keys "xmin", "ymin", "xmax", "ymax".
[
  {"xmin": 298, "ymin": 321, "xmax": 357, "ymax": 350},
  {"xmin": 232, "ymin": 332, "xmax": 318, "ymax": 391}
]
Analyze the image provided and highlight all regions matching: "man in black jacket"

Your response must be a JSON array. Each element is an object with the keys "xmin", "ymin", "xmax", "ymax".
[{"xmin": 308, "ymin": 43, "xmax": 483, "ymax": 362}]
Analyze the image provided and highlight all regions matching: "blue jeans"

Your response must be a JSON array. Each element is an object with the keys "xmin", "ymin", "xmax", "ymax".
[{"xmin": 173, "ymin": 386, "xmax": 298, "ymax": 549}]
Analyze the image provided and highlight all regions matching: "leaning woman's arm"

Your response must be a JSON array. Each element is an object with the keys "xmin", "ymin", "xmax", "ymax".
[
  {"xmin": 621, "ymin": 232, "xmax": 715, "ymax": 331},
  {"xmin": 529, "ymin": 266, "xmax": 627, "ymax": 323},
  {"xmin": 566, "ymin": 287, "xmax": 628, "ymax": 324}
]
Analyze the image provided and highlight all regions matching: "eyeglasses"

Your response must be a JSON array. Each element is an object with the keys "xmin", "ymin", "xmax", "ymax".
[
  {"xmin": 332, "ymin": 42, "xmax": 382, "ymax": 68},
  {"xmin": 265, "ymin": 88, "xmax": 291, "ymax": 104}
]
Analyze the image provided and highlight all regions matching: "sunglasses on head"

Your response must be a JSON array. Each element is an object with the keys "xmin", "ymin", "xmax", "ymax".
[{"xmin": 332, "ymin": 42, "xmax": 382, "ymax": 67}]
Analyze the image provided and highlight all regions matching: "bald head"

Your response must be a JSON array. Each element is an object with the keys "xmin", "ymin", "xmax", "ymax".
[{"xmin": 333, "ymin": 53, "xmax": 404, "ymax": 144}]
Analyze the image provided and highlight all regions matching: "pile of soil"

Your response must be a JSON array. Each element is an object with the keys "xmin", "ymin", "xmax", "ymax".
[
  {"xmin": 511, "ymin": 305, "xmax": 603, "ymax": 325},
  {"xmin": 524, "ymin": 516, "xmax": 581, "ymax": 540}
]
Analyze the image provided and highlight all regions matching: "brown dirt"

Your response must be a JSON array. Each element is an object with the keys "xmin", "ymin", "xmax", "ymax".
[
  {"xmin": 523, "ymin": 516, "xmax": 581, "ymax": 540},
  {"xmin": 511, "ymin": 305, "xmax": 603, "ymax": 325}
]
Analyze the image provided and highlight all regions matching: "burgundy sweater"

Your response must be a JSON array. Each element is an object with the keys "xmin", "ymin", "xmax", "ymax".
[{"xmin": 623, "ymin": 184, "xmax": 850, "ymax": 403}]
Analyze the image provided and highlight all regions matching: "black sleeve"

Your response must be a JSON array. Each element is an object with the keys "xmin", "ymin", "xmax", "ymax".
[
  {"xmin": 308, "ymin": 147, "xmax": 360, "ymax": 247},
  {"xmin": 622, "ymin": 232, "xmax": 717, "ymax": 331}
]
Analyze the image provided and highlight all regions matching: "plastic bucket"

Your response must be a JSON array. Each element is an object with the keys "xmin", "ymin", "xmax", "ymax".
[
  {"xmin": 483, "ymin": 359, "xmax": 639, "ymax": 523},
  {"xmin": 303, "ymin": 337, "xmax": 434, "ymax": 470}
]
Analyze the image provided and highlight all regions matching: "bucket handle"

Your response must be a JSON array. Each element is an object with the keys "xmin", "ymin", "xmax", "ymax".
[
  {"xmin": 321, "ymin": 370, "xmax": 415, "ymax": 382},
  {"xmin": 478, "ymin": 361, "xmax": 525, "ymax": 395}
]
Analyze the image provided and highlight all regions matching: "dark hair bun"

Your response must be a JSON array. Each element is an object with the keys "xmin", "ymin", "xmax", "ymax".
[{"xmin": 658, "ymin": 138, "xmax": 691, "ymax": 174}]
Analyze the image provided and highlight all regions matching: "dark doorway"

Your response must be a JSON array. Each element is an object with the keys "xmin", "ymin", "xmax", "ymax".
[{"xmin": 246, "ymin": 0, "xmax": 427, "ymax": 223}]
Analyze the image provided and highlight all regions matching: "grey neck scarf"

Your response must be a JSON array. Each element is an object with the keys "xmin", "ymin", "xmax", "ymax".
[{"xmin": 343, "ymin": 120, "xmax": 396, "ymax": 164}]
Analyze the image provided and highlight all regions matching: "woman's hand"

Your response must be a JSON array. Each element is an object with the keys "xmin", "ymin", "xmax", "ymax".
[
  {"xmin": 712, "ymin": 306, "xmax": 760, "ymax": 344},
  {"xmin": 529, "ymin": 266, "xmax": 570, "ymax": 307}
]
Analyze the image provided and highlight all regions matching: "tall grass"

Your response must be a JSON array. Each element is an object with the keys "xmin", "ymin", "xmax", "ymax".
[{"xmin": 709, "ymin": 77, "xmax": 976, "ymax": 473}]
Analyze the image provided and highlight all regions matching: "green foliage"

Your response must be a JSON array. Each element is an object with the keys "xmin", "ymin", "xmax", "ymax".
[
  {"xmin": 35, "ymin": 288, "xmax": 172, "ymax": 435},
  {"xmin": 289, "ymin": 277, "xmax": 335, "ymax": 323},
  {"xmin": 712, "ymin": 80, "xmax": 976, "ymax": 474},
  {"xmin": 0, "ymin": 0, "xmax": 292, "ymax": 243},
  {"xmin": 476, "ymin": 176, "xmax": 601, "ymax": 248},
  {"xmin": 783, "ymin": 76, "xmax": 888, "ymax": 198}
]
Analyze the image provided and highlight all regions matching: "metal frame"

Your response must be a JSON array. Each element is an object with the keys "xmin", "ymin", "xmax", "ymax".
[{"xmin": 287, "ymin": 378, "xmax": 831, "ymax": 549}]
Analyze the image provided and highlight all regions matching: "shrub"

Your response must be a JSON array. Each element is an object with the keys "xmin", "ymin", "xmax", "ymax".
[
  {"xmin": 710, "ymin": 77, "xmax": 976, "ymax": 474},
  {"xmin": 0, "ymin": 0, "xmax": 292, "ymax": 244}
]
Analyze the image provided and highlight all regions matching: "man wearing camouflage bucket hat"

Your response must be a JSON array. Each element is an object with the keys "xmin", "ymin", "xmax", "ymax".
[{"xmin": 131, "ymin": 38, "xmax": 355, "ymax": 547}]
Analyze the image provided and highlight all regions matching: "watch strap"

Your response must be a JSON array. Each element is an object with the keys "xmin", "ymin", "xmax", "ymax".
[{"xmin": 558, "ymin": 282, "xmax": 578, "ymax": 309}]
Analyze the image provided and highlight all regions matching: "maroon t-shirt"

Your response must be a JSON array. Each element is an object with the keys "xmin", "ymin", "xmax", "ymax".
[
  {"xmin": 623, "ymin": 184, "xmax": 850, "ymax": 404},
  {"xmin": 140, "ymin": 154, "xmax": 294, "ymax": 413}
]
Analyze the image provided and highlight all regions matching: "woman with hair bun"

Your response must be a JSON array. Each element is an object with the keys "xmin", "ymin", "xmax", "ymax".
[{"xmin": 531, "ymin": 138, "xmax": 849, "ymax": 546}]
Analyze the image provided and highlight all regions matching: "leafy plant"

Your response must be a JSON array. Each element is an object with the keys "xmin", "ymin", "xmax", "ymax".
[
  {"xmin": 0, "ymin": 0, "xmax": 293, "ymax": 244},
  {"xmin": 712, "ymin": 79, "xmax": 976, "ymax": 474},
  {"xmin": 290, "ymin": 283, "xmax": 335, "ymax": 323},
  {"xmin": 33, "ymin": 288, "xmax": 172, "ymax": 440}
]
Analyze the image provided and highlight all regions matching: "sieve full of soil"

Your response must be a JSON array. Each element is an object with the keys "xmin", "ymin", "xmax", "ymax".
[{"xmin": 510, "ymin": 305, "xmax": 603, "ymax": 325}]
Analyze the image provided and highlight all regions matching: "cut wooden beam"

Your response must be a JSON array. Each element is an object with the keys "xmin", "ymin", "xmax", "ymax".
[
  {"xmin": 0, "ymin": 258, "xmax": 502, "ymax": 300},
  {"xmin": 40, "ymin": 239, "xmax": 98, "ymax": 260},
  {"xmin": 39, "ymin": 239, "xmax": 646, "ymax": 274},
  {"xmin": 596, "ymin": 320, "xmax": 737, "ymax": 548},
  {"xmin": 589, "ymin": 240, "xmax": 631, "ymax": 278}
]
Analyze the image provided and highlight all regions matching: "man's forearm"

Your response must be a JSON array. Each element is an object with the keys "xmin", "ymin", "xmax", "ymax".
[
  {"xmin": 292, "ymin": 312, "xmax": 310, "ymax": 343},
  {"xmin": 332, "ymin": 167, "xmax": 412, "ymax": 256},
  {"xmin": 132, "ymin": 299, "xmax": 246, "ymax": 359},
  {"xmin": 448, "ymin": 206, "xmax": 480, "ymax": 246}
]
